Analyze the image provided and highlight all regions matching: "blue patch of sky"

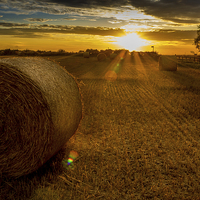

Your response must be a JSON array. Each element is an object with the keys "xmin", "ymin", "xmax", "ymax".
[{"xmin": 0, "ymin": 8, "xmax": 129, "ymax": 29}]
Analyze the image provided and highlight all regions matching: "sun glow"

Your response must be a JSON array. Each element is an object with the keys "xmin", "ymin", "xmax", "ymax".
[{"xmin": 115, "ymin": 32, "xmax": 148, "ymax": 51}]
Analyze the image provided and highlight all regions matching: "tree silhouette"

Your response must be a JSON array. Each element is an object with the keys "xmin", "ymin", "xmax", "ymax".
[{"xmin": 194, "ymin": 25, "xmax": 200, "ymax": 51}]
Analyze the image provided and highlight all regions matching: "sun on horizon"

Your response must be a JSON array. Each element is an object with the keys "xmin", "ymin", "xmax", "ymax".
[{"xmin": 114, "ymin": 32, "xmax": 149, "ymax": 52}]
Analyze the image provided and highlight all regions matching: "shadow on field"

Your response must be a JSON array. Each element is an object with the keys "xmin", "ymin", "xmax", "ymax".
[
  {"xmin": 159, "ymin": 69, "xmax": 200, "ymax": 95},
  {"xmin": 0, "ymin": 147, "xmax": 69, "ymax": 200}
]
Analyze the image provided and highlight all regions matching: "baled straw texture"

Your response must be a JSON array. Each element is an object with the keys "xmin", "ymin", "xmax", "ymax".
[
  {"xmin": 97, "ymin": 53, "xmax": 106, "ymax": 61},
  {"xmin": 83, "ymin": 52, "xmax": 90, "ymax": 58},
  {"xmin": 159, "ymin": 55, "xmax": 177, "ymax": 71},
  {"xmin": 0, "ymin": 57, "xmax": 82, "ymax": 178}
]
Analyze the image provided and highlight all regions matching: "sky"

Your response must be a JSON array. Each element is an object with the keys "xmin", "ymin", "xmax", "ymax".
[{"xmin": 0, "ymin": 0, "xmax": 200, "ymax": 54}]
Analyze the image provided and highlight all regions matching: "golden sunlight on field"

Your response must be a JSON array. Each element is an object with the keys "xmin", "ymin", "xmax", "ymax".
[
  {"xmin": 104, "ymin": 50, "xmax": 126, "ymax": 81},
  {"xmin": 1, "ymin": 51, "xmax": 200, "ymax": 199},
  {"xmin": 115, "ymin": 33, "xmax": 149, "ymax": 51}
]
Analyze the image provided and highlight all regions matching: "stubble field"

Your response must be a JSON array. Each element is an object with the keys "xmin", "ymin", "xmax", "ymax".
[{"xmin": 1, "ymin": 52, "xmax": 200, "ymax": 199}]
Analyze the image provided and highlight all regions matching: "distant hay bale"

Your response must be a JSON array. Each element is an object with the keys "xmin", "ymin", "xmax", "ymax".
[
  {"xmin": 0, "ymin": 57, "xmax": 82, "ymax": 178},
  {"xmin": 159, "ymin": 55, "xmax": 177, "ymax": 71},
  {"xmin": 97, "ymin": 53, "xmax": 106, "ymax": 61},
  {"xmin": 110, "ymin": 53, "xmax": 117, "ymax": 60},
  {"xmin": 83, "ymin": 52, "xmax": 90, "ymax": 58}
]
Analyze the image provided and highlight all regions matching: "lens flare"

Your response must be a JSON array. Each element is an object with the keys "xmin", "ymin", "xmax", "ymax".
[
  {"xmin": 105, "ymin": 70, "xmax": 117, "ymax": 82},
  {"xmin": 104, "ymin": 50, "xmax": 126, "ymax": 82},
  {"xmin": 62, "ymin": 150, "xmax": 79, "ymax": 170}
]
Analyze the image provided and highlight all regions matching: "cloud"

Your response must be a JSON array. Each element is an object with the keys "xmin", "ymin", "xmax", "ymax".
[
  {"xmin": 63, "ymin": 18, "xmax": 77, "ymax": 21},
  {"xmin": 0, "ymin": 10, "xmax": 31, "ymax": 15},
  {"xmin": 108, "ymin": 20, "xmax": 122, "ymax": 24},
  {"xmin": 0, "ymin": 22, "xmax": 126, "ymax": 37},
  {"xmin": 40, "ymin": 0, "xmax": 200, "ymax": 24},
  {"xmin": 0, "ymin": 0, "xmax": 7, "ymax": 3},
  {"xmin": 0, "ymin": 5, "xmax": 9, "ymax": 9},
  {"xmin": 0, "ymin": 22, "xmax": 29, "ymax": 27},
  {"xmin": 137, "ymin": 29, "xmax": 197, "ymax": 44},
  {"xmin": 128, "ymin": 19, "xmax": 184, "ymax": 29},
  {"xmin": 40, "ymin": 0, "xmax": 128, "ymax": 8},
  {"xmin": 88, "ymin": 19, "xmax": 96, "ymax": 21},
  {"xmin": 0, "ymin": 21, "xmax": 196, "ymax": 45},
  {"xmin": 129, "ymin": 0, "xmax": 200, "ymax": 24},
  {"xmin": 24, "ymin": 18, "xmax": 56, "ymax": 22},
  {"xmin": 0, "ymin": 15, "xmax": 3, "ymax": 17},
  {"xmin": 1, "ymin": 0, "xmax": 200, "ymax": 25},
  {"xmin": 0, "ymin": 28, "xmax": 45, "ymax": 38}
]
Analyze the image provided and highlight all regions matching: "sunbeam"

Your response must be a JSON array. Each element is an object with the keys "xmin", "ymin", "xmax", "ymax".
[{"xmin": 104, "ymin": 50, "xmax": 126, "ymax": 82}]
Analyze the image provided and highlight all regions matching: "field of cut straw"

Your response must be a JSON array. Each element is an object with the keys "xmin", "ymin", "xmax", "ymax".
[{"xmin": 1, "ymin": 52, "xmax": 200, "ymax": 200}]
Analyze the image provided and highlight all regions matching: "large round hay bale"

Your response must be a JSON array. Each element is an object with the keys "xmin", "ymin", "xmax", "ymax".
[
  {"xmin": 83, "ymin": 52, "xmax": 90, "ymax": 58},
  {"xmin": 97, "ymin": 53, "xmax": 106, "ymax": 61},
  {"xmin": 159, "ymin": 55, "xmax": 177, "ymax": 71},
  {"xmin": 110, "ymin": 53, "xmax": 117, "ymax": 60},
  {"xmin": 0, "ymin": 57, "xmax": 82, "ymax": 178}
]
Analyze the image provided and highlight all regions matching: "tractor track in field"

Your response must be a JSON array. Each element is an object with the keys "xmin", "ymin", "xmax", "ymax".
[{"xmin": 136, "ymin": 79, "xmax": 200, "ymax": 149}]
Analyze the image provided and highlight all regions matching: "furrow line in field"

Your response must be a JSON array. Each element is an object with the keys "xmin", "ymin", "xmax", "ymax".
[
  {"xmin": 138, "ymin": 81, "xmax": 185, "ymax": 121},
  {"xmin": 118, "ymin": 79, "xmax": 200, "ymax": 172},
  {"xmin": 112, "ymin": 78, "xmax": 162, "ymax": 136},
  {"xmin": 124, "ymin": 81, "xmax": 163, "ymax": 124},
  {"xmin": 117, "ymin": 65, "xmax": 135, "ymax": 79},
  {"xmin": 114, "ymin": 81, "xmax": 142, "ymax": 117},
  {"xmin": 125, "ymin": 78, "xmax": 190, "ymax": 132},
  {"xmin": 110, "ymin": 80, "xmax": 170, "ymax": 165},
  {"xmin": 137, "ymin": 81, "xmax": 200, "ymax": 148},
  {"xmin": 140, "ymin": 77, "xmax": 198, "ymax": 128},
  {"xmin": 118, "ymin": 57, "xmax": 137, "ymax": 79},
  {"xmin": 126, "ymin": 56, "xmax": 200, "ymax": 161},
  {"xmin": 119, "ymin": 54, "xmax": 199, "ymax": 140},
  {"xmin": 104, "ymin": 80, "xmax": 150, "ymax": 152},
  {"xmin": 80, "ymin": 79, "xmax": 105, "ymax": 116},
  {"xmin": 79, "ymin": 78, "xmax": 119, "ymax": 136}
]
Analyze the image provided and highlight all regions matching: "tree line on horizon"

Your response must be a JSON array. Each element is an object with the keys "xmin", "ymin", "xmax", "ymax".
[
  {"xmin": 0, "ymin": 49, "xmax": 76, "ymax": 56},
  {"xmin": 0, "ymin": 48, "xmax": 127, "ymax": 57}
]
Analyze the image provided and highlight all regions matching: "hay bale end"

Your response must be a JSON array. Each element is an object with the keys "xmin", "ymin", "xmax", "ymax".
[
  {"xmin": 0, "ymin": 57, "xmax": 82, "ymax": 178},
  {"xmin": 97, "ymin": 53, "xmax": 106, "ymax": 61},
  {"xmin": 83, "ymin": 52, "xmax": 90, "ymax": 58},
  {"xmin": 159, "ymin": 55, "xmax": 177, "ymax": 71}
]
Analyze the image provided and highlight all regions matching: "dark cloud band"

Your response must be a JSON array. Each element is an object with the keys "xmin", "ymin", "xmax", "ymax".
[
  {"xmin": 0, "ymin": 22, "xmax": 126, "ymax": 37},
  {"xmin": 40, "ymin": 0, "xmax": 128, "ymax": 8},
  {"xmin": 39, "ymin": 0, "xmax": 200, "ymax": 24},
  {"xmin": 137, "ymin": 29, "xmax": 197, "ymax": 43},
  {"xmin": 1, "ymin": 0, "xmax": 200, "ymax": 24},
  {"xmin": 25, "ymin": 18, "xmax": 53, "ymax": 22}
]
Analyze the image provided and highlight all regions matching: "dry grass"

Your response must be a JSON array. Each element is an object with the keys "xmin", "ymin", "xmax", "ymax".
[{"xmin": 1, "ymin": 53, "xmax": 200, "ymax": 200}]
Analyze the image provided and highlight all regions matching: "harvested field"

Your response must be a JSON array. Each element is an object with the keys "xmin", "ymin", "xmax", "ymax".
[{"xmin": 1, "ymin": 52, "xmax": 200, "ymax": 199}]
